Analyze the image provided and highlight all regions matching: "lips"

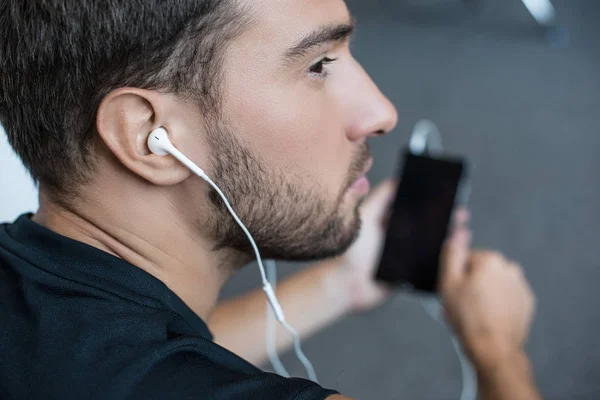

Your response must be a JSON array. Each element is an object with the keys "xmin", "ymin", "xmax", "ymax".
[
  {"xmin": 347, "ymin": 157, "xmax": 373, "ymax": 194},
  {"xmin": 352, "ymin": 157, "xmax": 373, "ymax": 183}
]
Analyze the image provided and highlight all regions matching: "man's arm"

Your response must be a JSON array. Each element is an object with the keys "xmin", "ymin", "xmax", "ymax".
[
  {"xmin": 439, "ymin": 230, "xmax": 542, "ymax": 400},
  {"xmin": 325, "ymin": 347, "xmax": 540, "ymax": 400},
  {"xmin": 474, "ymin": 346, "xmax": 541, "ymax": 400},
  {"xmin": 208, "ymin": 258, "xmax": 353, "ymax": 365}
]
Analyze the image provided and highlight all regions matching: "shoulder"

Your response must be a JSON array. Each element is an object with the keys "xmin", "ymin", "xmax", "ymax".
[{"xmin": 113, "ymin": 344, "xmax": 339, "ymax": 400}]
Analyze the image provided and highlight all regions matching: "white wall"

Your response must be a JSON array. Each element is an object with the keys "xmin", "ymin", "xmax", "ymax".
[{"xmin": 0, "ymin": 124, "xmax": 39, "ymax": 223}]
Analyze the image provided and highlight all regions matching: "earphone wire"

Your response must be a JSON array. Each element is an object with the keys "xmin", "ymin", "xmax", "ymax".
[
  {"xmin": 163, "ymin": 141, "xmax": 318, "ymax": 382},
  {"xmin": 265, "ymin": 261, "xmax": 316, "ymax": 381},
  {"xmin": 265, "ymin": 260, "xmax": 291, "ymax": 377}
]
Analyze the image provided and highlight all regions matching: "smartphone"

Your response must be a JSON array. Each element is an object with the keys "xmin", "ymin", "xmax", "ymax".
[{"xmin": 375, "ymin": 148, "xmax": 469, "ymax": 292}]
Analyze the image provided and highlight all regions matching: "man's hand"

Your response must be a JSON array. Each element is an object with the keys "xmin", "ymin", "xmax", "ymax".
[
  {"xmin": 439, "ymin": 230, "xmax": 536, "ymax": 361},
  {"xmin": 337, "ymin": 179, "xmax": 470, "ymax": 312},
  {"xmin": 336, "ymin": 180, "xmax": 396, "ymax": 312},
  {"xmin": 439, "ymin": 227, "xmax": 541, "ymax": 400}
]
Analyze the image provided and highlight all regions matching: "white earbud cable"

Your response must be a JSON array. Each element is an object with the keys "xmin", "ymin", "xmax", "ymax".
[
  {"xmin": 420, "ymin": 296, "xmax": 477, "ymax": 400},
  {"xmin": 265, "ymin": 260, "xmax": 291, "ymax": 377},
  {"xmin": 408, "ymin": 119, "xmax": 443, "ymax": 156},
  {"xmin": 159, "ymin": 139, "xmax": 318, "ymax": 382}
]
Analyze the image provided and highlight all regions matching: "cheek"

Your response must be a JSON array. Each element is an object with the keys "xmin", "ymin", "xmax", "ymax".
[{"xmin": 227, "ymin": 84, "xmax": 351, "ymax": 197}]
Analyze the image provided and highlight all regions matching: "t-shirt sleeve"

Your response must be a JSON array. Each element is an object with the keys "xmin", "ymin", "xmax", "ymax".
[{"xmin": 130, "ymin": 351, "xmax": 340, "ymax": 400}]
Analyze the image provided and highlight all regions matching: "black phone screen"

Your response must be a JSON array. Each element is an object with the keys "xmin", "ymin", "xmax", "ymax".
[{"xmin": 375, "ymin": 149, "xmax": 466, "ymax": 292}]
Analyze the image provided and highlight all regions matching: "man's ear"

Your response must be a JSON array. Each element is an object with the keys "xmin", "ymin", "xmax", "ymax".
[{"xmin": 96, "ymin": 88, "xmax": 191, "ymax": 186}]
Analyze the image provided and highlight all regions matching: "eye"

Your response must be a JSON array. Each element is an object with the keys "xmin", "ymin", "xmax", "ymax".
[{"xmin": 308, "ymin": 57, "xmax": 338, "ymax": 77}]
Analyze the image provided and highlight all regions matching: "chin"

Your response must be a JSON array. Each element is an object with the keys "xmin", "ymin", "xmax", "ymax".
[
  {"xmin": 262, "ymin": 205, "xmax": 362, "ymax": 263},
  {"xmin": 219, "ymin": 184, "xmax": 365, "ymax": 264}
]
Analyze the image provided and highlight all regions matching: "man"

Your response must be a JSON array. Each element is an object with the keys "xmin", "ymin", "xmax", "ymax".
[{"xmin": 0, "ymin": 0, "xmax": 541, "ymax": 399}]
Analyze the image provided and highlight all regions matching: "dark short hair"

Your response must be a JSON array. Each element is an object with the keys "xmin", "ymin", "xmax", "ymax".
[{"xmin": 0, "ymin": 0, "xmax": 245, "ymax": 199}]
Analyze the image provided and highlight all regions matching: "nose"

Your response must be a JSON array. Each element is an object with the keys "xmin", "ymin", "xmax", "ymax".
[{"xmin": 346, "ymin": 64, "xmax": 398, "ymax": 142}]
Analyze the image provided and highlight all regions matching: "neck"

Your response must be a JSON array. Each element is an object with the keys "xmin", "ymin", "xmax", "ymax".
[{"xmin": 33, "ymin": 184, "xmax": 247, "ymax": 321}]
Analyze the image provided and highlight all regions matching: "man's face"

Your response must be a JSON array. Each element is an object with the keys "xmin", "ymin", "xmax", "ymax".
[{"xmin": 200, "ymin": 0, "xmax": 397, "ymax": 261}]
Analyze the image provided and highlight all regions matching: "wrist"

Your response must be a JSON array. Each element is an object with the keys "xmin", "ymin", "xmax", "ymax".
[
  {"xmin": 470, "ymin": 339, "xmax": 539, "ymax": 400},
  {"xmin": 466, "ymin": 335, "xmax": 524, "ymax": 372}
]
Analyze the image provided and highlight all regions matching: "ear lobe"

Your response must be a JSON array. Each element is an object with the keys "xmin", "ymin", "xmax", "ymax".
[{"xmin": 96, "ymin": 88, "xmax": 191, "ymax": 186}]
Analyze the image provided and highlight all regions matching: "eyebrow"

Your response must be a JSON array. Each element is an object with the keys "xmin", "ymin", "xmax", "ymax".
[{"xmin": 283, "ymin": 22, "xmax": 355, "ymax": 63}]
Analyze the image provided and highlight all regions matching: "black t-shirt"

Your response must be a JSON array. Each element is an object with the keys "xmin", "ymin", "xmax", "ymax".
[{"xmin": 0, "ymin": 214, "xmax": 339, "ymax": 400}]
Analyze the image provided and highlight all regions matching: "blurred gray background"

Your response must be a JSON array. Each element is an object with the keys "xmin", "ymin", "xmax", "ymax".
[{"xmin": 220, "ymin": 1, "xmax": 600, "ymax": 399}]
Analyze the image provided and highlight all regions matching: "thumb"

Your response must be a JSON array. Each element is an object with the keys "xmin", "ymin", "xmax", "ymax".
[
  {"xmin": 438, "ymin": 227, "xmax": 471, "ymax": 294},
  {"xmin": 361, "ymin": 179, "xmax": 397, "ymax": 220}
]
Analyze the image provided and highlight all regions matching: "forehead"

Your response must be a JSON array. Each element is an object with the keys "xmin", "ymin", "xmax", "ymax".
[{"xmin": 239, "ymin": 0, "xmax": 351, "ymax": 47}]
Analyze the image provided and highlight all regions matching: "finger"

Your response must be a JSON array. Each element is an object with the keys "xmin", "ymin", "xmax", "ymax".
[
  {"xmin": 453, "ymin": 208, "xmax": 470, "ymax": 228},
  {"xmin": 361, "ymin": 179, "xmax": 397, "ymax": 220},
  {"xmin": 468, "ymin": 251, "xmax": 506, "ymax": 274},
  {"xmin": 450, "ymin": 225, "xmax": 472, "ymax": 247},
  {"xmin": 507, "ymin": 260, "xmax": 521, "ymax": 271},
  {"xmin": 469, "ymin": 250, "xmax": 505, "ymax": 265},
  {"xmin": 439, "ymin": 227, "xmax": 471, "ymax": 293}
]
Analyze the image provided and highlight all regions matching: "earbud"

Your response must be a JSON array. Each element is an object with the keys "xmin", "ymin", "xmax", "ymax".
[
  {"xmin": 148, "ymin": 127, "xmax": 175, "ymax": 156},
  {"xmin": 147, "ymin": 127, "xmax": 207, "ymax": 179}
]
